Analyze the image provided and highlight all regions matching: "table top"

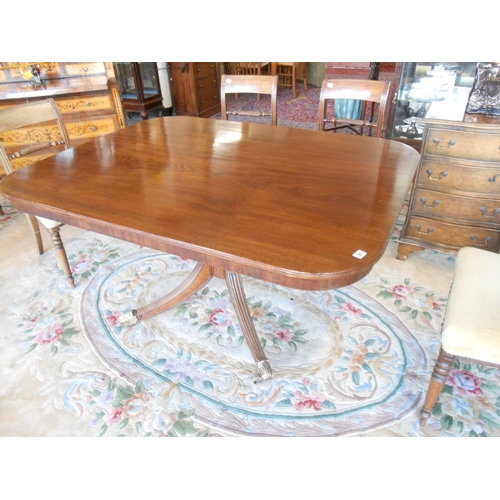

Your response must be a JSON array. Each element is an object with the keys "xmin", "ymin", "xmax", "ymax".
[{"xmin": 0, "ymin": 116, "xmax": 420, "ymax": 290}]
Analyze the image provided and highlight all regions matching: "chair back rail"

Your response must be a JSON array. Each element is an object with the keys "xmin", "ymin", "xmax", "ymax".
[
  {"xmin": 220, "ymin": 74, "xmax": 278, "ymax": 126},
  {"xmin": 318, "ymin": 79, "xmax": 390, "ymax": 137},
  {"xmin": 0, "ymin": 98, "xmax": 71, "ymax": 174}
]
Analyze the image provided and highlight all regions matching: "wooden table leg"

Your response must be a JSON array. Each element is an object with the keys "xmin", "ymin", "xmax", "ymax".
[
  {"xmin": 226, "ymin": 271, "xmax": 273, "ymax": 382},
  {"xmin": 119, "ymin": 262, "xmax": 213, "ymax": 325},
  {"xmin": 118, "ymin": 263, "xmax": 274, "ymax": 382}
]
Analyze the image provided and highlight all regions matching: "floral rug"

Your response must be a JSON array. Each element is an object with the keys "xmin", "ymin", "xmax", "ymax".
[{"xmin": 2, "ymin": 196, "xmax": 500, "ymax": 437}]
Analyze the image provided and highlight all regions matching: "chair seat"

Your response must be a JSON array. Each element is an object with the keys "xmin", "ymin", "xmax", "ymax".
[{"xmin": 442, "ymin": 246, "xmax": 500, "ymax": 364}]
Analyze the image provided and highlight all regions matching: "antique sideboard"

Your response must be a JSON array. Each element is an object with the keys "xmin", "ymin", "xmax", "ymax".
[{"xmin": 0, "ymin": 62, "xmax": 126, "ymax": 172}]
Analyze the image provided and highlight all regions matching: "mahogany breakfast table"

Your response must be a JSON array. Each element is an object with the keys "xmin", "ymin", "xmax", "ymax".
[{"xmin": 0, "ymin": 116, "xmax": 420, "ymax": 382}]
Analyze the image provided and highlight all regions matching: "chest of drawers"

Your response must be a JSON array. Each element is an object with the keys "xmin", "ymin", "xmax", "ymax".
[
  {"xmin": 169, "ymin": 62, "xmax": 221, "ymax": 118},
  {"xmin": 396, "ymin": 119, "xmax": 500, "ymax": 260}
]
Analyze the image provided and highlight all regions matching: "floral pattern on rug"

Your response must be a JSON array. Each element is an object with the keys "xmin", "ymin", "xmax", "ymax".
[
  {"xmin": 79, "ymin": 248, "xmax": 429, "ymax": 436},
  {"xmin": 4, "ymin": 226, "xmax": 500, "ymax": 436},
  {"xmin": 424, "ymin": 361, "xmax": 500, "ymax": 437},
  {"xmin": 0, "ymin": 197, "xmax": 23, "ymax": 232}
]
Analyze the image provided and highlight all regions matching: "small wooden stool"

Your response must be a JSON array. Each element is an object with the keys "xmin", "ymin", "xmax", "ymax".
[{"xmin": 420, "ymin": 246, "xmax": 500, "ymax": 424}]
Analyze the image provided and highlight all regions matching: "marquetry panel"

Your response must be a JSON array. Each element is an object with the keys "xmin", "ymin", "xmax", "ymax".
[
  {"xmin": 64, "ymin": 63, "xmax": 106, "ymax": 76},
  {"xmin": 55, "ymin": 94, "xmax": 115, "ymax": 115},
  {"xmin": 0, "ymin": 62, "xmax": 126, "ymax": 172},
  {"xmin": 65, "ymin": 116, "xmax": 119, "ymax": 141}
]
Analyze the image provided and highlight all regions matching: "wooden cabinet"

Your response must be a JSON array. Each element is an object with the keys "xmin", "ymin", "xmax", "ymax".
[
  {"xmin": 169, "ymin": 62, "xmax": 221, "ymax": 118},
  {"xmin": 397, "ymin": 119, "xmax": 500, "ymax": 260},
  {"xmin": 0, "ymin": 62, "xmax": 126, "ymax": 171},
  {"xmin": 114, "ymin": 62, "xmax": 163, "ymax": 120}
]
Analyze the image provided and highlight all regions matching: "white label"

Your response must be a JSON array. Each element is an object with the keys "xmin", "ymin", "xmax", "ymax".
[
  {"xmin": 327, "ymin": 82, "xmax": 334, "ymax": 88},
  {"xmin": 227, "ymin": 78, "xmax": 232, "ymax": 83},
  {"xmin": 353, "ymin": 250, "xmax": 367, "ymax": 259}
]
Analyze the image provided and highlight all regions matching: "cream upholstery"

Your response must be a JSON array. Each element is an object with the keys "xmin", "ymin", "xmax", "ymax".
[
  {"xmin": 420, "ymin": 246, "xmax": 500, "ymax": 424},
  {"xmin": 442, "ymin": 246, "xmax": 500, "ymax": 364}
]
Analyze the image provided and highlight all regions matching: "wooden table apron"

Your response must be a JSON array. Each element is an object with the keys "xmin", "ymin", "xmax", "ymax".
[{"xmin": 0, "ymin": 116, "xmax": 420, "ymax": 380}]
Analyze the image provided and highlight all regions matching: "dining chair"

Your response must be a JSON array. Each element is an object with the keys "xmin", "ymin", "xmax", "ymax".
[
  {"xmin": 229, "ymin": 63, "xmax": 272, "ymax": 101},
  {"xmin": 273, "ymin": 63, "xmax": 308, "ymax": 98},
  {"xmin": 0, "ymin": 98, "xmax": 76, "ymax": 287},
  {"xmin": 317, "ymin": 78, "xmax": 390, "ymax": 138},
  {"xmin": 230, "ymin": 62, "xmax": 271, "ymax": 76},
  {"xmin": 420, "ymin": 246, "xmax": 500, "ymax": 425},
  {"xmin": 220, "ymin": 74, "xmax": 278, "ymax": 126}
]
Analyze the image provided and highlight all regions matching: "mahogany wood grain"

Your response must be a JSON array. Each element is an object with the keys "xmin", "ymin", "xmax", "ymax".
[{"xmin": 0, "ymin": 116, "xmax": 420, "ymax": 291}]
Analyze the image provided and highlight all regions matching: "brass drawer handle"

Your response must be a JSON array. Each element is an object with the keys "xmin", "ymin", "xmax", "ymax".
[
  {"xmin": 471, "ymin": 235, "xmax": 492, "ymax": 246},
  {"xmin": 480, "ymin": 207, "xmax": 500, "ymax": 218},
  {"xmin": 420, "ymin": 197, "xmax": 440, "ymax": 209},
  {"xmin": 433, "ymin": 137, "xmax": 456, "ymax": 150},
  {"xmin": 415, "ymin": 224, "xmax": 434, "ymax": 235},
  {"xmin": 426, "ymin": 169, "xmax": 448, "ymax": 181}
]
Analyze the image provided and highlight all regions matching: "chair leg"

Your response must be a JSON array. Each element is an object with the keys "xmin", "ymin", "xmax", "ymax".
[
  {"xmin": 25, "ymin": 214, "xmax": 44, "ymax": 255},
  {"xmin": 420, "ymin": 347, "xmax": 455, "ymax": 425},
  {"xmin": 46, "ymin": 225, "xmax": 76, "ymax": 288}
]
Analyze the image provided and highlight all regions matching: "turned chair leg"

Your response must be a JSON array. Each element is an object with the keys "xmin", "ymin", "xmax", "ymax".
[
  {"xmin": 46, "ymin": 226, "xmax": 76, "ymax": 288},
  {"xmin": 420, "ymin": 347, "xmax": 455, "ymax": 425},
  {"xmin": 25, "ymin": 214, "xmax": 44, "ymax": 255}
]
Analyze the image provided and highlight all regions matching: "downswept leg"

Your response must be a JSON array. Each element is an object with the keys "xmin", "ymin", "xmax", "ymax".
[{"xmin": 226, "ymin": 271, "xmax": 273, "ymax": 382}]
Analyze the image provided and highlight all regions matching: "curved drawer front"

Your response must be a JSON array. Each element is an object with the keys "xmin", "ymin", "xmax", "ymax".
[
  {"xmin": 418, "ymin": 159, "xmax": 500, "ymax": 193},
  {"xmin": 425, "ymin": 127, "xmax": 500, "ymax": 162},
  {"xmin": 406, "ymin": 215, "xmax": 500, "ymax": 250},
  {"xmin": 413, "ymin": 188, "xmax": 500, "ymax": 224}
]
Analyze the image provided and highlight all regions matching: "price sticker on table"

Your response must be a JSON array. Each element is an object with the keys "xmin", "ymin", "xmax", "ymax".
[{"xmin": 353, "ymin": 250, "xmax": 367, "ymax": 259}]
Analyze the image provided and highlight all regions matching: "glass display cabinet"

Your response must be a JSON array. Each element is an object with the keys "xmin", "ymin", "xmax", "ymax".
[
  {"xmin": 114, "ymin": 62, "xmax": 163, "ymax": 120},
  {"xmin": 387, "ymin": 62, "xmax": 479, "ymax": 149}
]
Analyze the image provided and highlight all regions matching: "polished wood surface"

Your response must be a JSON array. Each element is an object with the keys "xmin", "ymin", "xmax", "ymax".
[{"xmin": 0, "ymin": 116, "xmax": 420, "ymax": 290}]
